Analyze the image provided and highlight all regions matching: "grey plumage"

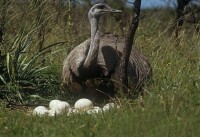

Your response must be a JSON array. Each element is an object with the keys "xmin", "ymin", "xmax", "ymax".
[{"xmin": 62, "ymin": 3, "xmax": 152, "ymax": 100}]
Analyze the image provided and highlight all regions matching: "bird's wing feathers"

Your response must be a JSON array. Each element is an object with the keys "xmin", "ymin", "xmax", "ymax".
[
  {"xmin": 97, "ymin": 34, "xmax": 123, "ymax": 76},
  {"xmin": 62, "ymin": 39, "xmax": 90, "ymax": 84},
  {"xmin": 63, "ymin": 33, "xmax": 151, "ymax": 89},
  {"xmin": 98, "ymin": 33, "xmax": 151, "ymax": 87},
  {"xmin": 98, "ymin": 46, "xmax": 119, "ymax": 76}
]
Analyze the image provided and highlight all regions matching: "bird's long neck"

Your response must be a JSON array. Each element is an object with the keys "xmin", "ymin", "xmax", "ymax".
[{"xmin": 83, "ymin": 17, "xmax": 100, "ymax": 69}]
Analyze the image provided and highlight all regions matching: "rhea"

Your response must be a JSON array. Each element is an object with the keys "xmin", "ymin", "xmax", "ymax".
[{"xmin": 62, "ymin": 3, "xmax": 152, "ymax": 101}]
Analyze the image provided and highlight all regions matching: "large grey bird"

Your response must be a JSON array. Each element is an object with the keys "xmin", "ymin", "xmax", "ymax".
[{"xmin": 63, "ymin": 3, "xmax": 152, "ymax": 101}]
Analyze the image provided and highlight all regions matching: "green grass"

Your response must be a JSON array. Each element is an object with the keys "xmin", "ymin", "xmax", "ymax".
[
  {"xmin": 0, "ymin": 1, "xmax": 200, "ymax": 137},
  {"xmin": 0, "ymin": 97, "xmax": 199, "ymax": 137}
]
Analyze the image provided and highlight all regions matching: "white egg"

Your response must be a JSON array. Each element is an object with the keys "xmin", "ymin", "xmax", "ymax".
[
  {"xmin": 87, "ymin": 109, "xmax": 96, "ymax": 114},
  {"xmin": 87, "ymin": 106, "xmax": 102, "ymax": 114},
  {"xmin": 49, "ymin": 100, "xmax": 61, "ymax": 110},
  {"xmin": 67, "ymin": 108, "xmax": 79, "ymax": 116},
  {"xmin": 74, "ymin": 98, "xmax": 93, "ymax": 112},
  {"xmin": 49, "ymin": 100, "xmax": 70, "ymax": 114},
  {"xmin": 103, "ymin": 103, "xmax": 115, "ymax": 112},
  {"xmin": 93, "ymin": 106, "xmax": 102, "ymax": 113},
  {"xmin": 48, "ymin": 109, "xmax": 57, "ymax": 116},
  {"xmin": 56, "ymin": 101, "xmax": 70, "ymax": 114},
  {"xmin": 33, "ymin": 106, "xmax": 48, "ymax": 116}
]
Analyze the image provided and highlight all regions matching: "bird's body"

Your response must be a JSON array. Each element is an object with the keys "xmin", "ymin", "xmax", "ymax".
[{"xmin": 62, "ymin": 4, "xmax": 152, "ymax": 101}]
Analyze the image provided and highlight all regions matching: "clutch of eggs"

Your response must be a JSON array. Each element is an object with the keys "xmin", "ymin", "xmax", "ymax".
[{"xmin": 32, "ymin": 98, "xmax": 118, "ymax": 116}]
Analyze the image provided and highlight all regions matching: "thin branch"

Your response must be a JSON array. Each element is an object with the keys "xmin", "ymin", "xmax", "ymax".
[{"xmin": 120, "ymin": 0, "xmax": 141, "ymax": 93}]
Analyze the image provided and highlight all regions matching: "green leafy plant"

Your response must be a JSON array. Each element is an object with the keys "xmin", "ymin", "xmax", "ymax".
[{"xmin": 0, "ymin": 27, "xmax": 65, "ymax": 103}]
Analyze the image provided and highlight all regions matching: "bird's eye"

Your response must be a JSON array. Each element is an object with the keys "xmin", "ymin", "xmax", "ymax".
[{"xmin": 98, "ymin": 5, "xmax": 105, "ymax": 9}]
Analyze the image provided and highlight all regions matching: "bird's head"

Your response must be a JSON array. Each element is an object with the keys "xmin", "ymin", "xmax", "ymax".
[{"xmin": 88, "ymin": 3, "xmax": 122, "ymax": 20}]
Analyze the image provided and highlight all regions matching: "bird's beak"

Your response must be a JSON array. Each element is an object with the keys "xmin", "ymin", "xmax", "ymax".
[
  {"xmin": 102, "ymin": 9, "xmax": 122, "ymax": 14},
  {"xmin": 102, "ymin": 4, "xmax": 122, "ymax": 14},
  {"xmin": 110, "ymin": 9, "xmax": 122, "ymax": 13}
]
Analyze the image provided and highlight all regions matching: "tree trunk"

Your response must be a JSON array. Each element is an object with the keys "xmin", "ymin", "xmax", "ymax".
[{"xmin": 120, "ymin": 0, "xmax": 141, "ymax": 93}]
